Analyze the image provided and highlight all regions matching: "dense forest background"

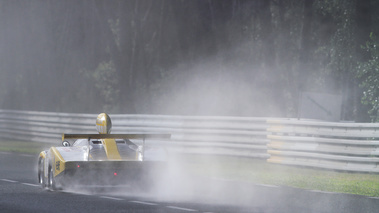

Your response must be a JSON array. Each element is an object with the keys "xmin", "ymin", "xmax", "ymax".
[{"xmin": 1, "ymin": 0, "xmax": 379, "ymax": 121}]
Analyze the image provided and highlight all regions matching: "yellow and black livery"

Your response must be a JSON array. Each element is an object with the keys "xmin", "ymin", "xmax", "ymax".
[{"xmin": 37, "ymin": 113, "xmax": 169, "ymax": 190}]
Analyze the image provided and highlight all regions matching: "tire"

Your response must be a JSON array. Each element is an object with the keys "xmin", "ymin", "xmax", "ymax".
[
  {"xmin": 48, "ymin": 166, "xmax": 57, "ymax": 190},
  {"xmin": 38, "ymin": 158, "xmax": 46, "ymax": 188}
]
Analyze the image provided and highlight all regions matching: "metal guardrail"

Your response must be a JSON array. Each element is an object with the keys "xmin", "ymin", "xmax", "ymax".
[
  {"xmin": 266, "ymin": 119, "xmax": 379, "ymax": 173},
  {"xmin": 0, "ymin": 109, "xmax": 270, "ymax": 159},
  {"xmin": 1, "ymin": 109, "xmax": 379, "ymax": 173}
]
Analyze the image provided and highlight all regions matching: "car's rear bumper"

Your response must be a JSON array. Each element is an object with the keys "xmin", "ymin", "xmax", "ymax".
[{"xmin": 55, "ymin": 161, "xmax": 166, "ymax": 187}]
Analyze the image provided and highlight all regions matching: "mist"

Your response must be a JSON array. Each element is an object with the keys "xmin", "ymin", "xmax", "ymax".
[
  {"xmin": 141, "ymin": 54, "xmax": 285, "ymax": 117},
  {"xmin": 62, "ymin": 154, "xmax": 265, "ymax": 209},
  {"xmin": 1, "ymin": 2, "xmax": 377, "ymax": 212},
  {"xmin": 0, "ymin": 0, "xmax": 375, "ymax": 121}
]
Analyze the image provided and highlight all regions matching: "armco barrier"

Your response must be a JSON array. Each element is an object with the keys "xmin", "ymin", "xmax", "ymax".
[
  {"xmin": 266, "ymin": 119, "xmax": 379, "ymax": 173},
  {"xmin": 1, "ymin": 109, "xmax": 379, "ymax": 173},
  {"xmin": 0, "ymin": 109, "xmax": 270, "ymax": 158}
]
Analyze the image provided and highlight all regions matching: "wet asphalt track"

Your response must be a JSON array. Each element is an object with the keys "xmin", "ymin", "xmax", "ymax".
[{"xmin": 1, "ymin": 151, "xmax": 379, "ymax": 213}]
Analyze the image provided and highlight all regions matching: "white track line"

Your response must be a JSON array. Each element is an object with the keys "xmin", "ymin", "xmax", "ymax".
[
  {"xmin": 255, "ymin": 183, "xmax": 279, "ymax": 188},
  {"xmin": 20, "ymin": 154, "xmax": 34, "ymax": 157},
  {"xmin": 211, "ymin": 178, "xmax": 279, "ymax": 188},
  {"xmin": 100, "ymin": 196, "xmax": 124, "ymax": 201},
  {"xmin": 0, "ymin": 152, "xmax": 10, "ymax": 155},
  {"xmin": 0, "ymin": 179, "xmax": 18, "ymax": 183},
  {"xmin": 22, "ymin": 183, "xmax": 39, "ymax": 187},
  {"xmin": 309, "ymin": 190, "xmax": 336, "ymax": 194},
  {"xmin": 166, "ymin": 206, "xmax": 197, "ymax": 212},
  {"xmin": 129, "ymin": 201, "xmax": 157, "ymax": 206},
  {"xmin": 211, "ymin": 177, "xmax": 235, "ymax": 182}
]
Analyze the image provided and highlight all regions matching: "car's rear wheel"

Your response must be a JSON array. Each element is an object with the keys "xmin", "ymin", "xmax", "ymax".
[
  {"xmin": 48, "ymin": 166, "xmax": 57, "ymax": 190},
  {"xmin": 38, "ymin": 158, "xmax": 46, "ymax": 188}
]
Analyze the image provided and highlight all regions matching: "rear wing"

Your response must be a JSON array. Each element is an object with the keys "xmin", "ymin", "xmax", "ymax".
[
  {"xmin": 62, "ymin": 133, "xmax": 171, "ymax": 162},
  {"xmin": 62, "ymin": 134, "xmax": 171, "ymax": 141}
]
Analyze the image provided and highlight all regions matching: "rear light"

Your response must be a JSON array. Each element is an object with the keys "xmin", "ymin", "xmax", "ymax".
[
  {"xmin": 77, "ymin": 164, "xmax": 80, "ymax": 168},
  {"xmin": 114, "ymin": 172, "xmax": 117, "ymax": 176}
]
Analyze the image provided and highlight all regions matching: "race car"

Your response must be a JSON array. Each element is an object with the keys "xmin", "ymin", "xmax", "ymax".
[{"xmin": 37, "ymin": 113, "xmax": 169, "ymax": 190}]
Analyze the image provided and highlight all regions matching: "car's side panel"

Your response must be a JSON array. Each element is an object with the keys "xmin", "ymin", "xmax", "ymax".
[{"xmin": 51, "ymin": 147, "xmax": 66, "ymax": 176}]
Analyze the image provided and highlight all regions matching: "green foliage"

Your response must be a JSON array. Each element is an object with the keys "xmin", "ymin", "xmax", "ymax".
[
  {"xmin": 357, "ymin": 33, "xmax": 379, "ymax": 121},
  {"xmin": 81, "ymin": 60, "xmax": 120, "ymax": 113},
  {"xmin": 0, "ymin": 0, "xmax": 377, "ymax": 119},
  {"xmin": 314, "ymin": 0, "xmax": 357, "ymax": 79},
  {"xmin": 108, "ymin": 19, "xmax": 120, "ymax": 50}
]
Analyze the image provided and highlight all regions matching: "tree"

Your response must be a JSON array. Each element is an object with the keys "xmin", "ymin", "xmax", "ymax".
[{"xmin": 356, "ymin": 33, "xmax": 379, "ymax": 121}]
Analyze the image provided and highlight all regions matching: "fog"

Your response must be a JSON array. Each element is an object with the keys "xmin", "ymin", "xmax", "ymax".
[
  {"xmin": 62, "ymin": 155, "xmax": 265, "ymax": 209},
  {"xmin": 141, "ymin": 54, "xmax": 285, "ymax": 117},
  {"xmin": 2, "ymin": 1, "xmax": 377, "ymax": 212},
  {"xmin": 0, "ymin": 0, "xmax": 372, "ymax": 121}
]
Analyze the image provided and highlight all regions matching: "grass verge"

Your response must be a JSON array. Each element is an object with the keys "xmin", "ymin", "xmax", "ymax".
[
  {"xmin": 0, "ymin": 140, "xmax": 55, "ymax": 155},
  {"xmin": 179, "ymin": 154, "xmax": 379, "ymax": 197}
]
